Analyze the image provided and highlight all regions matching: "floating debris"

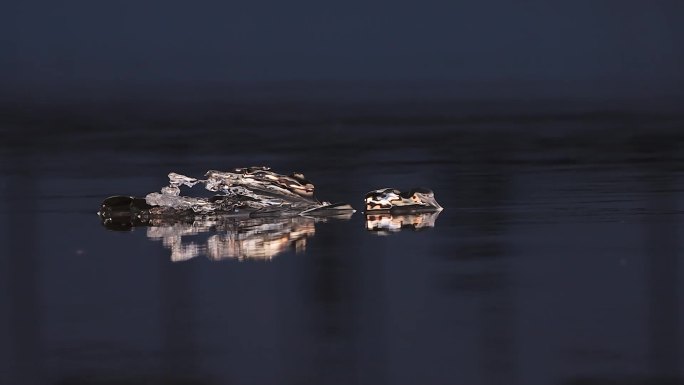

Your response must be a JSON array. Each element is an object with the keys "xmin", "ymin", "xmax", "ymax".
[
  {"xmin": 96, "ymin": 168, "xmax": 443, "ymax": 259},
  {"xmin": 98, "ymin": 167, "xmax": 355, "ymax": 229},
  {"xmin": 364, "ymin": 188, "xmax": 443, "ymax": 213}
]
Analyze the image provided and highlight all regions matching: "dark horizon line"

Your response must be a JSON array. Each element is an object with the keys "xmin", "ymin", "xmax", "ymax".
[{"xmin": 1, "ymin": 78, "xmax": 683, "ymax": 107}]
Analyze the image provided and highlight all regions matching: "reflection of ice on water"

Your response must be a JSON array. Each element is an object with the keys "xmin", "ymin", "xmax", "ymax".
[
  {"xmin": 146, "ymin": 216, "xmax": 325, "ymax": 262},
  {"xmin": 206, "ymin": 220, "xmax": 314, "ymax": 261},
  {"xmin": 365, "ymin": 211, "xmax": 442, "ymax": 235},
  {"xmin": 98, "ymin": 167, "xmax": 356, "ymax": 261},
  {"xmin": 146, "ymin": 222, "xmax": 211, "ymax": 262}
]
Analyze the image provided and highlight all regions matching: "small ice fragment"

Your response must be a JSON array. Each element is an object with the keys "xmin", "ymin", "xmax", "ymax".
[
  {"xmin": 146, "ymin": 192, "xmax": 180, "ymax": 207},
  {"xmin": 169, "ymin": 173, "xmax": 199, "ymax": 188},
  {"xmin": 161, "ymin": 186, "xmax": 180, "ymax": 196}
]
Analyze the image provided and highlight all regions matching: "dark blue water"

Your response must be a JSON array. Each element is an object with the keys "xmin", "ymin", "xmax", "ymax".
[{"xmin": 2, "ymin": 99, "xmax": 684, "ymax": 385}]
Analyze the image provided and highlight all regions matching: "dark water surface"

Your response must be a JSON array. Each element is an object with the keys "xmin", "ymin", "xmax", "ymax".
[{"xmin": 2, "ymin": 103, "xmax": 684, "ymax": 384}]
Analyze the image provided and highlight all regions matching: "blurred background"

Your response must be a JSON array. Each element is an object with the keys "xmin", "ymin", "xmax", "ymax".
[
  {"xmin": 2, "ymin": 0, "xmax": 683, "ymax": 102},
  {"xmin": 1, "ymin": 1, "xmax": 684, "ymax": 384}
]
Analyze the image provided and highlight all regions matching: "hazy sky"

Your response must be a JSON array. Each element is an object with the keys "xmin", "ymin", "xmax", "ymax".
[{"xmin": 2, "ymin": 0, "xmax": 683, "ymax": 97}]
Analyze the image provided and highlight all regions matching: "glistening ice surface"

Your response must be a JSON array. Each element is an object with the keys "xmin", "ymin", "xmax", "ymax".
[{"xmin": 144, "ymin": 168, "xmax": 328, "ymax": 215}]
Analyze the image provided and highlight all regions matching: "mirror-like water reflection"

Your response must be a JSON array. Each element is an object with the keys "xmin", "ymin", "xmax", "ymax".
[
  {"xmin": 144, "ymin": 215, "xmax": 348, "ymax": 262},
  {"xmin": 365, "ymin": 211, "xmax": 442, "ymax": 234},
  {"xmin": 103, "ymin": 210, "xmax": 437, "ymax": 261}
]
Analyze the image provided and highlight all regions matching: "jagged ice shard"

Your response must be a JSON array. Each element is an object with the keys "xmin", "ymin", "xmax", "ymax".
[{"xmin": 98, "ymin": 167, "xmax": 355, "ymax": 229}]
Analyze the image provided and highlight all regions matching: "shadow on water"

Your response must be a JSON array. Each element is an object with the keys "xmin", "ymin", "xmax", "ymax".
[
  {"xmin": 639, "ymin": 141, "xmax": 681, "ymax": 378},
  {"xmin": 436, "ymin": 138, "xmax": 519, "ymax": 385},
  {"xmin": 159, "ymin": 249, "xmax": 201, "ymax": 383},
  {"xmin": 5, "ymin": 150, "xmax": 43, "ymax": 385},
  {"xmin": 294, "ymin": 150, "xmax": 365, "ymax": 385}
]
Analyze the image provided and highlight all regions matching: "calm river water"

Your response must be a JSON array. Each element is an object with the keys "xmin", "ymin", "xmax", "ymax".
[{"xmin": 1, "ymin": 99, "xmax": 684, "ymax": 385}]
